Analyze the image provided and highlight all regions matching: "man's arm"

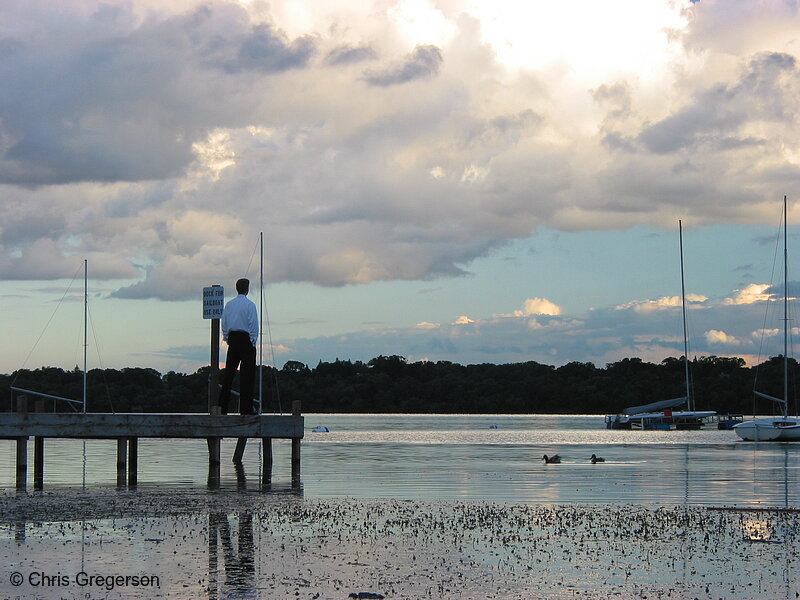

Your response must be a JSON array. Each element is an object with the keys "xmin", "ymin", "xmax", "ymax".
[
  {"xmin": 221, "ymin": 301, "xmax": 230, "ymax": 342},
  {"xmin": 247, "ymin": 302, "xmax": 259, "ymax": 345}
]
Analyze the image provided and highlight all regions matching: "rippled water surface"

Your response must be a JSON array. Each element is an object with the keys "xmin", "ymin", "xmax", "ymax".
[{"xmin": 1, "ymin": 413, "xmax": 798, "ymax": 507}]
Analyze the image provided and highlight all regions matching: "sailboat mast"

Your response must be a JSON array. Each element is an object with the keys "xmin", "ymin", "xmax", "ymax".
[
  {"xmin": 679, "ymin": 221, "xmax": 692, "ymax": 411},
  {"xmin": 259, "ymin": 231, "xmax": 264, "ymax": 413},
  {"xmin": 83, "ymin": 259, "xmax": 87, "ymax": 414},
  {"xmin": 783, "ymin": 195, "xmax": 789, "ymax": 418}
]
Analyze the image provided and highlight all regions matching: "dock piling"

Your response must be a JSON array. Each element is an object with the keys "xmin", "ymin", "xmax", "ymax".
[
  {"xmin": 128, "ymin": 437, "xmax": 138, "ymax": 486},
  {"xmin": 291, "ymin": 399, "xmax": 301, "ymax": 485},
  {"xmin": 16, "ymin": 437, "xmax": 27, "ymax": 490},
  {"xmin": 33, "ymin": 437, "xmax": 44, "ymax": 489},
  {"xmin": 208, "ymin": 437, "xmax": 221, "ymax": 485},
  {"xmin": 233, "ymin": 437, "xmax": 247, "ymax": 463},
  {"xmin": 261, "ymin": 437, "xmax": 273, "ymax": 488},
  {"xmin": 116, "ymin": 438, "xmax": 128, "ymax": 486},
  {"xmin": 15, "ymin": 395, "xmax": 28, "ymax": 489}
]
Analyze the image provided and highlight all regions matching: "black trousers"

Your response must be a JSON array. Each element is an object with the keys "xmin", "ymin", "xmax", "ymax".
[{"xmin": 218, "ymin": 331, "xmax": 256, "ymax": 414}]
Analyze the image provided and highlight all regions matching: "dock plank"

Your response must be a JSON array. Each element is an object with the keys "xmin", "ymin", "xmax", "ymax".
[{"xmin": 0, "ymin": 413, "xmax": 304, "ymax": 439}]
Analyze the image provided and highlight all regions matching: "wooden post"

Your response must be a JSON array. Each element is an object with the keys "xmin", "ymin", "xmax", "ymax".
[
  {"xmin": 117, "ymin": 438, "xmax": 128, "ymax": 486},
  {"xmin": 33, "ymin": 397, "xmax": 44, "ymax": 489},
  {"xmin": 16, "ymin": 437, "xmax": 27, "ymax": 490},
  {"xmin": 16, "ymin": 395, "xmax": 28, "ymax": 489},
  {"xmin": 261, "ymin": 437, "xmax": 273, "ymax": 488},
  {"xmin": 128, "ymin": 437, "xmax": 138, "ymax": 486},
  {"xmin": 33, "ymin": 437, "xmax": 44, "ymax": 489},
  {"xmin": 233, "ymin": 437, "xmax": 248, "ymax": 463},
  {"xmin": 208, "ymin": 285, "xmax": 222, "ymax": 413},
  {"xmin": 291, "ymin": 399, "xmax": 301, "ymax": 486},
  {"xmin": 208, "ymin": 437, "xmax": 221, "ymax": 486}
]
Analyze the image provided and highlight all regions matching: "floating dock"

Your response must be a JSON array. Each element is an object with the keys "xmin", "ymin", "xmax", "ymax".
[{"xmin": 1, "ymin": 399, "xmax": 303, "ymax": 489}]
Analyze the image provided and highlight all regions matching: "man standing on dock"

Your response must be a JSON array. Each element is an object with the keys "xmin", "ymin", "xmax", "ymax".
[{"xmin": 218, "ymin": 278, "xmax": 258, "ymax": 415}]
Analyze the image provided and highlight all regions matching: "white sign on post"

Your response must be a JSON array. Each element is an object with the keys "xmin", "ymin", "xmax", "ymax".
[{"xmin": 203, "ymin": 285, "xmax": 225, "ymax": 319}]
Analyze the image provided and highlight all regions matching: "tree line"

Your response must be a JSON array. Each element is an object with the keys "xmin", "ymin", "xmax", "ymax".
[{"xmin": 1, "ymin": 354, "xmax": 796, "ymax": 415}]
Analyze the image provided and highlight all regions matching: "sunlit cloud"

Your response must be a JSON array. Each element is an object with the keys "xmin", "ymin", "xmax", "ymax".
[
  {"xmin": 515, "ymin": 297, "xmax": 561, "ymax": 316},
  {"xmin": 1, "ymin": 0, "xmax": 799, "ymax": 300},
  {"xmin": 723, "ymin": 283, "xmax": 773, "ymax": 305},
  {"xmin": 705, "ymin": 329, "xmax": 741, "ymax": 345},
  {"xmin": 616, "ymin": 294, "xmax": 709, "ymax": 313}
]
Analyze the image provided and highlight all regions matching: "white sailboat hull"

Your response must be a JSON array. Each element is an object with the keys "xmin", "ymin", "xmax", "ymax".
[{"xmin": 734, "ymin": 418, "xmax": 800, "ymax": 441}]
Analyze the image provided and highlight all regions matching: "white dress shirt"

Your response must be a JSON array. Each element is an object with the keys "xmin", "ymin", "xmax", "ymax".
[{"xmin": 221, "ymin": 294, "xmax": 259, "ymax": 345}]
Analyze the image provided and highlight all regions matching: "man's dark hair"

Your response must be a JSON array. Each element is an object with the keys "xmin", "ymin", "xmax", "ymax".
[{"xmin": 236, "ymin": 278, "xmax": 250, "ymax": 294}]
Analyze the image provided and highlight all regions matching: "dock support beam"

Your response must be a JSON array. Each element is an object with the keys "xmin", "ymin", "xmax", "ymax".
[
  {"xmin": 117, "ymin": 438, "xmax": 128, "ymax": 486},
  {"xmin": 261, "ymin": 437, "xmax": 272, "ymax": 488},
  {"xmin": 128, "ymin": 437, "xmax": 138, "ymax": 486},
  {"xmin": 33, "ymin": 437, "xmax": 44, "ymax": 489},
  {"xmin": 15, "ymin": 396, "xmax": 28, "ymax": 489},
  {"xmin": 16, "ymin": 437, "xmax": 28, "ymax": 490},
  {"xmin": 233, "ymin": 437, "xmax": 247, "ymax": 463},
  {"xmin": 291, "ymin": 399, "xmax": 301, "ymax": 486},
  {"xmin": 208, "ymin": 437, "xmax": 221, "ymax": 486}
]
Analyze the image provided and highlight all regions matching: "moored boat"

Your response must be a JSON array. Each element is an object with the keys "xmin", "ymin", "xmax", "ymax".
[
  {"xmin": 734, "ymin": 197, "xmax": 799, "ymax": 442},
  {"xmin": 605, "ymin": 222, "xmax": 728, "ymax": 430}
]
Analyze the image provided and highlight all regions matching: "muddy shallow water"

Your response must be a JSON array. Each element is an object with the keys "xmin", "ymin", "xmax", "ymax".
[
  {"xmin": 1, "ymin": 490, "xmax": 798, "ymax": 599},
  {"xmin": 1, "ymin": 414, "xmax": 799, "ymax": 598}
]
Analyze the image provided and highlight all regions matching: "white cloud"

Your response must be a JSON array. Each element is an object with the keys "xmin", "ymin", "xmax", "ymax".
[
  {"xmin": 275, "ymin": 289, "xmax": 770, "ymax": 368},
  {"xmin": 705, "ymin": 329, "xmax": 740, "ymax": 345},
  {"xmin": 752, "ymin": 328, "xmax": 780, "ymax": 340},
  {"xmin": 723, "ymin": 283, "xmax": 773, "ymax": 305},
  {"xmin": 515, "ymin": 297, "xmax": 561, "ymax": 316},
  {"xmin": 616, "ymin": 293, "xmax": 709, "ymax": 312},
  {"xmin": 616, "ymin": 296, "xmax": 680, "ymax": 312},
  {"xmin": 1, "ymin": 0, "xmax": 799, "ymax": 303},
  {"xmin": 452, "ymin": 315, "xmax": 475, "ymax": 325},
  {"xmin": 685, "ymin": 293, "xmax": 708, "ymax": 303}
]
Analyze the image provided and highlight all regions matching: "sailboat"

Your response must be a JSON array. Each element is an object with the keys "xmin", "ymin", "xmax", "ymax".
[
  {"xmin": 10, "ymin": 259, "xmax": 89, "ymax": 413},
  {"xmin": 734, "ymin": 196, "xmax": 800, "ymax": 441},
  {"xmin": 606, "ymin": 221, "xmax": 719, "ymax": 430}
]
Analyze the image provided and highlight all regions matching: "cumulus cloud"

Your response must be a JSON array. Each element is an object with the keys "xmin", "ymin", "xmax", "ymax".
[
  {"xmin": 120, "ymin": 270, "xmax": 792, "ymax": 373},
  {"xmin": 0, "ymin": 2, "xmax": 317, "ymax": 186},
  {"xmin": 615, "ymin": 293, "xmax": 709, "ymax": 312},
  {"xmin": 516, "ymin": 297, "xmax": 562, "ymax": 316},
  {"xmin": 705, "ymin": 329, "xmax": 740, "ymax": 345},
  {"xmin": 325, "ymin": 44, "xmax": 378, "ymax": 66},
  {"xmin": 1, "ymin": 0, "xmax": 799, "ymax": 303},
  {"xmin": 267, "ymin": 281, "xmax": 791, "ymax": 369},
  {"xmin": 723, "ymin": 283, "xmax": 773, "ymax": 305},
  {"xmin": 363, "ymin": 44, "xmax": 443, "ymax": 86},
  {"xmin": 637, "ymin": 52, "xmax": 799, "ymax": 155}
]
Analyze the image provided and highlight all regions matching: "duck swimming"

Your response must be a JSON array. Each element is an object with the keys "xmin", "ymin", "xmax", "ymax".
[
  {"xmin": 590, "ymin": 454, "xmax": 605, "ymax": 463},
  {"xmin": 542, "ymin": 454, "xmax": 561, "ymax": 464}
]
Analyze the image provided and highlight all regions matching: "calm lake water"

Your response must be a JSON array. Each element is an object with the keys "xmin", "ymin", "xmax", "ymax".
[
  {"xmin": 1, "ymin": 413, "xmax": 798, "ymax": 507},
  {"xmin": 1, "ymin": 414, "xmax": 799, "ymax": 599}
]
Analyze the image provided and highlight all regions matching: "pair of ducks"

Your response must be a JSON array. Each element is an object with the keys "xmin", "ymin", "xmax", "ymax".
[{"xmin": 541, "ymin": 454, "xmax": 605, "ymax": 464}]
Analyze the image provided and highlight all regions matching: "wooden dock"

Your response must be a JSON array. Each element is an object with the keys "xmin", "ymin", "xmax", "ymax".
[{"xmin": 0, "ymin": 409, "xmax": 304, "ymax": 489}]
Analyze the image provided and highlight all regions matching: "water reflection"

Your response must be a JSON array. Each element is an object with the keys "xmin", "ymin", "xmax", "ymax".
[{"xmin": 208, "ymin": 511, "xmax": 255, "ymax": 599}]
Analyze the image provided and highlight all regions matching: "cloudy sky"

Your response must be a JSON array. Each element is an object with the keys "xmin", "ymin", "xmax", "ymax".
[{"xmin": 2, "ymin": 0, "xmax": 800, "ymax": 375}]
